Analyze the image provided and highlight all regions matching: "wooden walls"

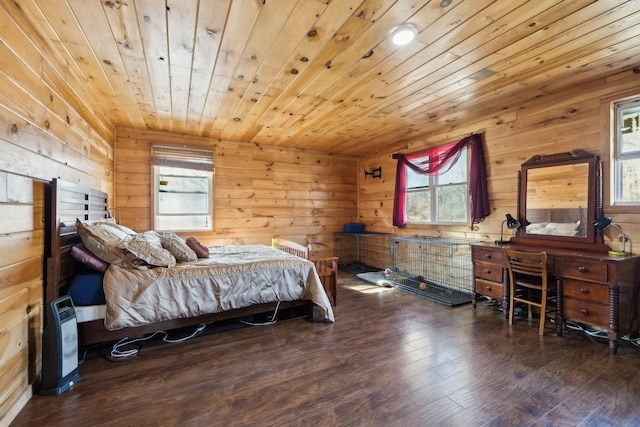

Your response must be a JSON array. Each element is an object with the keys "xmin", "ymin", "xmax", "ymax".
[
  {"xmin": 359, "ymin": 70, "xmax": 640, "ymax": 252},
  {"xmin": 0, "ymin": 4, "xmax": 115, "ymax": 426},
  {"xmin": 114, "ymin": 128, "xmax": 357, "ymax": 259},
  {"xmin": 1, "ymin": 1, "xmax": 639, "ymax": 425}
]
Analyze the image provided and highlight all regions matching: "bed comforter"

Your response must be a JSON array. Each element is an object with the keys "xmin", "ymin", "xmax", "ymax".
[{"xmin": 103, "ymin": 244, "xmax": 334, "ymax": 330}]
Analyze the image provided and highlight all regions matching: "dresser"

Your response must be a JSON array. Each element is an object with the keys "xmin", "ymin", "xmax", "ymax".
[
  {"xmin": 471, "ymin": 241, "xmax": 640, "ymax": 354},
  {"xmin": 471, "ymin": 244, "xmax": 508, "ymax": 318}
]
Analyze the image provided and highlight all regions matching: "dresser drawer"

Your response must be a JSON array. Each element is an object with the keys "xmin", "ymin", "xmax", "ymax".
[
  {"xmin": 559, "ymin": 259, "xmax": 608, "ymax": 283},
  {"xmin": 474, "ymin": 262, "xmax": 503, "ymax": 282},
  {"xmin": 474, "ymin": 279, "xmax": 504, "ymax": 300},
  {"xmin": 562, "ymin": 279, "xmax": 608, "ymax": 303},
  {"xmin": 472, "ymin": 246, "xmax": 503, "ymax": 264},
  {"xmin": 563, "ymin": 297, "xmax": 608, "ymax": 328}
]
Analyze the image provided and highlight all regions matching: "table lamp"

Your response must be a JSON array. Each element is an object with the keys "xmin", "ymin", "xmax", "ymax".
[
  {"xmin": 593, "ymin": 216, "xmax": 628, "ymax": 256},
  {"xmin": 496, "ymin": 213, "xmax": 520, "ymax": 245}
]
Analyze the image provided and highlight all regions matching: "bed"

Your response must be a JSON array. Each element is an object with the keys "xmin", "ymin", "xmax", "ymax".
[
  {"xmin": 45, "ymin": 178, "xmax": 334, "ymax": 346},
  {"xmin": 524, "ymin": 207, "xmax": 586, "ymax": 237}
]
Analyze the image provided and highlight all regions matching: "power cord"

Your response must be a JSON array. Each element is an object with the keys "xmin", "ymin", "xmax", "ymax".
[
  {"xmin": 621, "ymin": 335, "xmax": 640, "ymax": 348},
  {"xmin": 565, "ymin": 321, "xmax": 640, "ymax": 349},
  {"xmin": 109, "ymin": 323, "xmax": 208, "ymax": 360},
  {"xmin": 481, "ymin": 297, "xmax": 504, "ymax": 312},
  {"xmin": 241, "ymin": 300, "xmax": 280, "ymax": 326},
  {"xmin": 565, "ymin": 321, "xmax": 608, "ymax": 339}
]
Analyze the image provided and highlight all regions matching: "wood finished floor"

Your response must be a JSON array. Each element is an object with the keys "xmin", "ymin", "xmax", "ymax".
[{"xmin": 11, "ymin": 272, "xmax": 640, "ymax": 427}]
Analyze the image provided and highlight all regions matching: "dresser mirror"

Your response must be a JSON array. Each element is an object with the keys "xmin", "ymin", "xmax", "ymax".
[{"xmin": 517, "ymin": 149, "xmax": 602, "ymax": 245}]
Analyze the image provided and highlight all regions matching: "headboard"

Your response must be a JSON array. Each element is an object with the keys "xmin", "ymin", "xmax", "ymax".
[{"xmin": 45, "ymin": 178, "xmax": 109, "ymax": 304}]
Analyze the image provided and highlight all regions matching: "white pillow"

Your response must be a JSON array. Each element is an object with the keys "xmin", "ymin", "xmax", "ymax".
[
  {"xmin": 95, "ymin": 221, "xmax": 137, "ymax": 236},
  {"xmin": 546, "ymin": 221, "xmax": 580, "ymax": 236}
]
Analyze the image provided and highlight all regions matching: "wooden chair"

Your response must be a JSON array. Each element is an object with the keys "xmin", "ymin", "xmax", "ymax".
[
  {"xmin": 503, "ymin": 249, "xmax": 555, "ymax": 335},
  {"xmin": 313, "ymin": 256, "xmax": 338, "ymax": 306},
  {"xmin": 271, "ymin": 238, "xmax": 338, "ymax": 305}
]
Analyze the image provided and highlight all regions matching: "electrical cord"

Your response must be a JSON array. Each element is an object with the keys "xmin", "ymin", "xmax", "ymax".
[
  {"xmin": 480, "ymin": 299, "xmax": 640, "ymax": 350},
  {"xmin": 481, "ymin": 297, "xmax": 504, "ymax": 312},
  {"xmin": 109, "ymin": 323, "xmax": 208, "ymax": 359},
  {"xmin": 621, "ymin": 335, "xmax": 640, "ymax": 348},
  {"xmin": 566, "ymin": 322, "xmax": 640, "ymax": 349},
  {"xmin": 565, "ymin": 321, "xmax": 608, "ymax": 339},
  {"xmin": 241, "ymin": 300, "xmax": 281, "ymax": 326}
]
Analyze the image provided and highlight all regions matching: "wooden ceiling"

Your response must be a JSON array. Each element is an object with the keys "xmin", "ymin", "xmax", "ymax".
[{"xmin": 9, "ymin": 0, "xmax": 640, "ymax": 156}]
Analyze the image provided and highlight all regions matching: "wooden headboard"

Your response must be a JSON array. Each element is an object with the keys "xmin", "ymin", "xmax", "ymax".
[{"xmin": 45, "ymin": 178, "xmax": 109, "ymax": 304}]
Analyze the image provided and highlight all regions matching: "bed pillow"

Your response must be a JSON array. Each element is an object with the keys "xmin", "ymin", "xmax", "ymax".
[
  {"xmin": 186, "ymin": 236, "xmax": 209, "ymax": 258},
  {"xmin": 70, "ymin": 243, "xmax": 109, "ymax": 273},
  {"xmin": 76, "ymin": 219, "xmax": 133, "ymax": 267},
  {"xmin": 96, "ymin": 221, "xmax": 137, "ymax": 236},
  {"xmin": 161, "ymin": 232, "xmax": 197, "ymax": 262},
  {"xmin": 126, "ymin": 231, "xmax": 177, "ymax": 268},
  {"xmin": 546, "ymin": 221, "xmax": 580, "ymax": 236},
  {"xmin": 67, "ymin": 273, "xmax": 106, "ymax": 305}
]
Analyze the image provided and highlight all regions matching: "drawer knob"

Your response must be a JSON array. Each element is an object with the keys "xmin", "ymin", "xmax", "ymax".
[
  {"xmin": 577, "ymin": 266, "xmax": 588, "ymax": 273},
  {"xmin": 580, "ymin": 288, "xmax": 589, "ymax": 294},
  {"xmin": 485, "ymin": 286, "xmax": 492, "ymax": 291},
  {"xmin": 581, "ymin": 309, "xmax": 589, "ymax": 315},
  {"xmin": 484, "ymin": 269, "xmax": 491, "ymax": 274},
  {"xmin": 484, "ymin": 254, "xmax": 492, "ymax": 259}
]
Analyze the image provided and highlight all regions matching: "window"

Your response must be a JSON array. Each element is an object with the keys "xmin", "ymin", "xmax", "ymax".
[
  {"xmin": 612, "ymin": 97, "xmax": 640, "ymax": 205},
  {"xmin": 152, "ymin": 145, "xmax": 214, "ymax": 231},
  {"xmin": 405, "ymin": 148, "xmax": 468, "ymax": 224},
  {"xmin": 392, "ymin": 134, "xmax": 488, "ymax": 228}
]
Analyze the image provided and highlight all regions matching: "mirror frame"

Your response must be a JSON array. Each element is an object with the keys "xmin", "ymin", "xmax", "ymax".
[{"xmin": 516, "ymin": 149, "xmax": 604, "ymax": 247}]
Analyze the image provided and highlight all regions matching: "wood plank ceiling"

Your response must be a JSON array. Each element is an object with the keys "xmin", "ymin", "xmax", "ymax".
[{"xmin": 7, "ymin": 0, "xmax": 640, "ymax": 156}]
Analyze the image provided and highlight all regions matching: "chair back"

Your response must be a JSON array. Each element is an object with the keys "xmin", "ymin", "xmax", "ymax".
[
  {"xmin": 504, "ymin": 249, "xmax": 547, "ymax": 285},
  {"xmin": 504, "ymin": 249, "xmax": 552, "ymax": 335}
]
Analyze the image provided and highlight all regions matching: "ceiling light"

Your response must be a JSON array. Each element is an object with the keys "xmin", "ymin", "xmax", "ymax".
[{"xmin": 390, "ymin": 24, "xmax": 417, "ymax": 46}]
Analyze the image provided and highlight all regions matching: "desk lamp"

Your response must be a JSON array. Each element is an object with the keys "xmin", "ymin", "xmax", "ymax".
[
  {"xmin": 593, "ymin": 216, "xmax": 628, "ymax": 256},
  {"xmin": 496, "ymin": 213, "xmax": 520, "ymax": 245}
]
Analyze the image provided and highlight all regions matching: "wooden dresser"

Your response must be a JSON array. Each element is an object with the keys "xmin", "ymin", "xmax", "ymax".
[
  {"xmin": 471, "ymin": 241, "xmax": 640, "ymax": 354},
  {"xmin": 471, "ymin": 244, "xmax": 507, "ymax": 318}
]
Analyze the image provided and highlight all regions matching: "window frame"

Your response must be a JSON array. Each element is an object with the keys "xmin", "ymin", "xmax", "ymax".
[
  {"xmin": 151, "ymin": 145, "xmax": 215, "ymax": 232},
  {"xmin": 601, "ymin": 90, "xmax": 640, "ymax": 214},
  {"xmin": 404, "ymin": 147, "xmax": 469, "ymax": 226}
]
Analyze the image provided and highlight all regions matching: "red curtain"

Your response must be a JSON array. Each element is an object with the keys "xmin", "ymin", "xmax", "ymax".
[{"xmin": 392, "ymin": 133, "xmax": 490, "ymax": 228}]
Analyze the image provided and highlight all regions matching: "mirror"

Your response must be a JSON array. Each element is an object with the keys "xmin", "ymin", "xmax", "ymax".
[
  {"xmin": 518, "ymin": 149, "xmax": 601, "ymax": 245},
  {"xmin": 525, "ymin": 163, "xmax": 589, "ymax": 237}
]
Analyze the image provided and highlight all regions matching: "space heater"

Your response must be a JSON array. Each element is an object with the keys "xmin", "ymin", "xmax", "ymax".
[{"xmin": 40, "ymin": 296, "xmax": 82, "ymax": 395}]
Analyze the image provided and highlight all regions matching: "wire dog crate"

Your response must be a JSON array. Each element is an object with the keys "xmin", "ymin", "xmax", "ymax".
[
  {"xmin": 389, "ymin": 236, "xmax": 479, "ymax": 306},
  {"xmin": 333, "ymin": 232, "xmax": 391, "ymax": 273}
]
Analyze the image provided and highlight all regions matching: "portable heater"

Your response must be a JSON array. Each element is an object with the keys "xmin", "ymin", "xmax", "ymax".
[{"xmin": 40, "ymin": 296, "xmax": 82, "ymax": 395}]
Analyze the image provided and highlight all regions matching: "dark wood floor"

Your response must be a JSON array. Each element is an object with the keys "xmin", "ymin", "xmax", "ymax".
[{"xmin": 11, "ymin": 272, "xmax": 640, "ymax": 427}]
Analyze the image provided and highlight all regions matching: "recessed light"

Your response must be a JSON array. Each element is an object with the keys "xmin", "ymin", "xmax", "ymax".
[{"xmin": 390, "ymin": 24, "xmax": 417, "ymax": 46}]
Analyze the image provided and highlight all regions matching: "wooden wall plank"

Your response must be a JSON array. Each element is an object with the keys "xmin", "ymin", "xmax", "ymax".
[
  {"xmin": 0, "ymin": 6, "xmax": 114, "ymax": 423},
  {"xmin": 360, "ymin": 72, "xmax": 640, "ymax": 246},
  {"xmin": 115, "ymin": 127, "xmax": 357, "ymax": 258}
]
